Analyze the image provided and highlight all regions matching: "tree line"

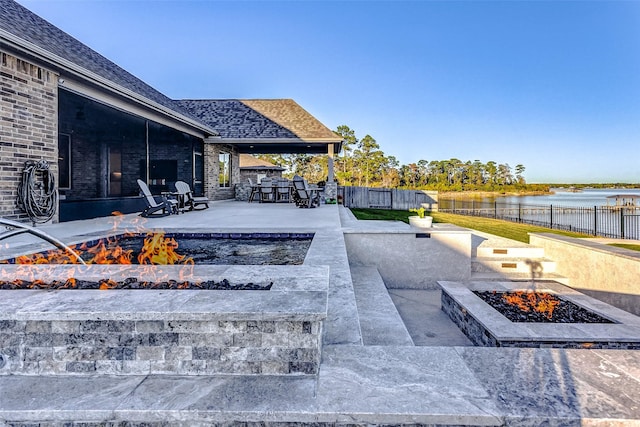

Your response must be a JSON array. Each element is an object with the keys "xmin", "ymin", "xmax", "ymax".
[{"xmin": 256, "ymin": 125, "xmax": 547, "ymax": 192}]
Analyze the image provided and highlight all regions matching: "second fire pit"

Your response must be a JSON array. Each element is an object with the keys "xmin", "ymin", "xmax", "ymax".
[{"xmin": 440, "ymin": 280, "xmax": 640, "ymax": 349}]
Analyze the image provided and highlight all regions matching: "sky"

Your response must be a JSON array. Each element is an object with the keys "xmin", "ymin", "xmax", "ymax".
[{"xmin": 14, "ymin": 0, "xmax": 640, "ymax": 184}]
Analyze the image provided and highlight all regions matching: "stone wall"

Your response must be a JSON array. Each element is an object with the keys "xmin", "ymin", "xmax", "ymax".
[
  {"xmin": 239, "ymin": 169, "xmax": 283, "ymax": 185},
  {"xmin": 0, "ymin": 51, "xmax": 59, "ymax": 222},
  {"xmin": 0, "ymin": 318, "xmax": 321, "ymax": 376},
  {"xmin": 0, "ymin": 263, "xmax": 328, "ymax": 376},
  {"xmin": 529, "ymin": 233, "xmax": 640, "ymax": 316},
  {"xmin": 344, "ymin": 226, "xmax": 472, "ymax": 289}
]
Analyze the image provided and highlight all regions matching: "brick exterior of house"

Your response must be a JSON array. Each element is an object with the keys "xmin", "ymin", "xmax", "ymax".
[
  {"xmin": 2, "ymin": 1, "xmax": 341, "ymax": 223},
  {"xmin": 204, "ymin": 142, "xmax": 240, "ymax": 201},
  {"xmin": 0, "ymin": 51, "xmax": 59, "ymax": 222}
]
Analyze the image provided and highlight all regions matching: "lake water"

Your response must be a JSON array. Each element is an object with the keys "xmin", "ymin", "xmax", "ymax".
[
  {"xmin": 440, "ymin": 188, "xmax": 640, "ymax": 239},
  {"xmin": 487, "ymin": 188, "xmax": 640, "ymax": 208}
]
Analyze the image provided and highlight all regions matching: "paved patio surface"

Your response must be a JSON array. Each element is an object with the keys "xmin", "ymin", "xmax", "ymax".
[{"xmin": 1, "ymin": 201, "xmax": 639, "ymax": 425}]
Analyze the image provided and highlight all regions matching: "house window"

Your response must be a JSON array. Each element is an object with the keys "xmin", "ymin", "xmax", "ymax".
[
  {"xmin": 219, "ymin": 152, "xmax": 231, "ymax": 188},
  {"xmin": 108, "ymin": 146, "xmax": 122, "ymax": 196},
  {"xmin": 194, "ymin": 150, "xmax": 204, "ymax": 195},
  {"xmin": 58, "ymin": 133, "xmax": 71, "ymax": 189}
]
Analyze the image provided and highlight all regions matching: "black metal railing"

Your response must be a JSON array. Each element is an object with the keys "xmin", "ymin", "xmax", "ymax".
[{"xmin": 439, "ymin": 199, "xmax": 640, "ymax": 240}]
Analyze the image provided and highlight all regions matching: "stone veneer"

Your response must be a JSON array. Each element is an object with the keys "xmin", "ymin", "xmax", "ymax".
[
  {"xmin": 0, "ymin": 317, "xmax": 322, "ymax": 376},
  {"xmin": 0, "ymin": 264, "xmax": 328, "ymax": 376},
  {"xmin": 0, "ymin": 51, "xmax": 59, "ymax": 222}
]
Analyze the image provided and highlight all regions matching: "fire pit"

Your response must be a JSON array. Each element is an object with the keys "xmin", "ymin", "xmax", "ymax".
[
  {"xmin": 1, "ymin": 232, "xmax": 313, "ymax": 266},
  {"xmin": 473, "ymin": 290, "xmax": 612, "ymax": 323},
  {"xmin": 0, "ymin": 277, "xmax": 270, "ymax": 290},
  {"xmin": 0, "ymin": 263, "xmax": 328, "ymax": 376},
  {"xmin": 440, "ymin": 281, "xmax": 640, "ymax": 349}
]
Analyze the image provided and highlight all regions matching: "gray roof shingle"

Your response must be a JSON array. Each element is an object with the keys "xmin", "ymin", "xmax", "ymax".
[{"xmin": 177, "ymin": 99, "xmax": 341, "ymax": 141}]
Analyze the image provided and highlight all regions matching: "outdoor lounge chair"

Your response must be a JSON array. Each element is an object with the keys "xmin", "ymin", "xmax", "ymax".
[
  {"xmin": 292, "ymin": 175, "xmax": 320, "ymax": 208},
  {"xmin": 137, "ymin": 179, "xmax": 178, "ymax": 217},
  {"xmin": 174, "ymin": 181, "xmax": 210, "ymax": 211}
]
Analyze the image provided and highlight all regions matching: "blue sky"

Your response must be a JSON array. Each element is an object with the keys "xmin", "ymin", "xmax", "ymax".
[{"xmin": 16, "ymin": 0, "xmax": 640, "ymax": 184}]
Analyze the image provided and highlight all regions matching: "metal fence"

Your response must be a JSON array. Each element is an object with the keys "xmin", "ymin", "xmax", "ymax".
[
  {"xmin": 338, "ymin": 186, "xmax": 438, "ymax": 211},
  {"xmin": 439, "ymin": 199, "xmax": 640, "ymax": 240}
]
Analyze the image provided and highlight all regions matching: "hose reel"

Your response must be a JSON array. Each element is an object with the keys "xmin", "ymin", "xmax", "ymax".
[{"xmin": 16, "ymin": 160, "xmax": 58, "ymax": 225}]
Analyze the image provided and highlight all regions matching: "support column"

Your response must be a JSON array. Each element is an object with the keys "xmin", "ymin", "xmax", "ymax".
[
  {"xmin": 327, "ymin": 143, "xmax": 335, "ymax": 183},
  {"xmin": 324, "ymin": 143, "xmax": 337, "ymax": 200}
]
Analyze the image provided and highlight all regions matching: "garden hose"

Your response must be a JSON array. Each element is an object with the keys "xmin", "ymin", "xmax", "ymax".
[{"xmin": 17, "ymin": 160, "xmax": 58, "ymax": 224}]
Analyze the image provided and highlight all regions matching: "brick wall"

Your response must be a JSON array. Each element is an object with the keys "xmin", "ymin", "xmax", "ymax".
[
  {"xmin": 204, "ymin": 143, "xmax": 239, "ymax": 201},
  {"xmin": 0, "ymin": 51, "xmax": 59, "ymax": 222}
]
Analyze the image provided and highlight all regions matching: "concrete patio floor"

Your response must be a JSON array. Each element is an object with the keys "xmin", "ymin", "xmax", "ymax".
[{"xmin": 1, "ymin": 200, "xmax": 639, "ymax": 426}]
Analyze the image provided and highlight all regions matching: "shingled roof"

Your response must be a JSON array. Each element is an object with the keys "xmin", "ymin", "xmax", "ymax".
[
  {"xmin": 177, "ymin": 99, "xmax": 341, "ymax": 140},
  {"xmin": 239, "ymin": 154, "xmax": 285, "ymax": 170},
  {"xmin": 0, "ymin": 0, "xmax": 213, "ymax": 135}
]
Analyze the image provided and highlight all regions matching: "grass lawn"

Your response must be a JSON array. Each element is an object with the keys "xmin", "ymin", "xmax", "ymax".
[
  {"xmin": 349, "ymin": 208, "xmax": 591, "ymax": 244},
  {"xmin": 608, "ymin": 243, "xmax": 640, "ymax": 252}
]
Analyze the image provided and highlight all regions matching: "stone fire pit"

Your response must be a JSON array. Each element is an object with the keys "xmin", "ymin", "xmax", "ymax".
[
  {"xmin": 440, "ymin": 280, "xmax": 640, "ymax": 349},
  {"xmin": 0, "ymin": 264, "xmax": 328, "ymax": 376}
]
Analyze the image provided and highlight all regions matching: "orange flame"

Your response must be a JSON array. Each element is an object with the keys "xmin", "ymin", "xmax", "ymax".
[
  {"xmin": 99, "ymin": 279, "xmax": 118, "ymax": 290},
  {"xmin": 12, "ymin": 232, "xmax": 192, "ymax": 267},
  {"xmin": 136, "ymin": 232, "xmax": 193, "ymax": 265},
  {"xmin": 2, "ymin": 215, "xmax": 196, "ymax": 289},
  {"xmin": 502, "ymin": 291, "xmax": 560, "ymax": 320}
]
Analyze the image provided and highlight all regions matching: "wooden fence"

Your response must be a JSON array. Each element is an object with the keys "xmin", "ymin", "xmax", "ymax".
[{"xmin": 338, "ymin": 186, "xmax": 438, "ymax": 211}]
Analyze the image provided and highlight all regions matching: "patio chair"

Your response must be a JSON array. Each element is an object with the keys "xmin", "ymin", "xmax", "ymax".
[
  {"xmin": 137, "ymin": 179, "xmax": 178, "ymax": 217},
  {"xmin": 292, "ymin": 176, "xmax": 320, "ymax": 208},
  {"xmin": 247, "ymin": 178, "xmax": 260, "ymax": 203},
  {"xmin": 260, "ymin": 178, "xmax": 275, "ymax": 203},
  {"xmin": 276, "ymin": 178, "xmax": 291, "ymax": 203},
  {"xmin": 174, "ymin": 181, "xmax": 210, "ymax": 211}
]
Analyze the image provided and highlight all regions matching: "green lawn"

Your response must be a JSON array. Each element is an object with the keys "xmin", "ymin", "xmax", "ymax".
[
  {"xmin": 349, "ymin": 208, "xmax": 591, "ymax": 244},
  {"xmin": 608, "ymin": 243, "xmax": 640, "ymax": 252}
]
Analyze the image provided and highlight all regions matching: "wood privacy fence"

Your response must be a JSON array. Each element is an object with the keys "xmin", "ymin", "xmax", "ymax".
[{"xmin": 338, "ymin": 186, "xmax": 438, "ymax": 211}]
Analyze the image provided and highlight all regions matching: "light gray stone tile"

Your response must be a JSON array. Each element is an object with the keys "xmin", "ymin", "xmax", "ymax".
[
  {"xmin": 316, "ymin": 345, "xmax": 500, "ymax": 424},
  {"xmin": 178, "ymin": 332, "xmax": 232, "ymax": 347},
  {"xmin": 135, "ymin": 320, "xmax": 165, "ymax": 333},
  {"xmin": 121, "ymin": 360, "xmax": 151, "ymax": 375},
  {"xmin": 456, "ymin": 347, "xmax": 640, "ymax": 422},
  {"xmin": 136, "ymin": 345, "xmax": 165, "ymax": 361},
  {"xmin": 50, "ymin": 320, "xmax": 80, "ymax": 333},
  {"xmin": 164, "ymin": 346, "xmax": 192, "ymax": 361}
]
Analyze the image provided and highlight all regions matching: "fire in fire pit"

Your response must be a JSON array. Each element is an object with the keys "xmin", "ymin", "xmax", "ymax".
[
  {"xmin": 474, "ymin": 290, "xmax": 613, "ymax": 323},
  {"xmin": 3, "ymin": 231, "xmax": 194, "ymax": 265},
  {"xmin": 0, "ymin": 277, "xmax": 271, "ymax": 290}
]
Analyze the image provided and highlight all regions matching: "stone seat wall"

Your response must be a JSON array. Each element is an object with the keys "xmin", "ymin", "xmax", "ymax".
[
  {"xmin": 0, "ymin": 317, "xmax": 321, "ymax": 376},
  {"xmin": 0, "ymin": 265, "xmax": 328, "ymax": 377}
]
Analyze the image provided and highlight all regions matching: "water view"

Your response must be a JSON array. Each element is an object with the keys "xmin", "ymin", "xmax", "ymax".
[
  {"xmin": 480, "ymin": 188, "xmax": 640, "ymax": 208},
  {"xmin": 440, "ymin": 188, "xmax": 640, "ymax": 240}
]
